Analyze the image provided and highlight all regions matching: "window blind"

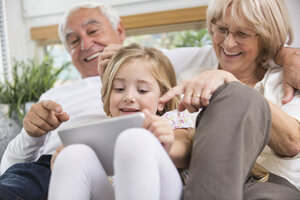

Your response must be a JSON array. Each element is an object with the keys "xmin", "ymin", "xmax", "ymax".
[{"xmin": 0, "ymin": 0, "xmax": 10, "ymax": 81}]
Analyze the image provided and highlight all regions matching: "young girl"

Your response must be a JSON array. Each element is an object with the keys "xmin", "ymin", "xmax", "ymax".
[{"xmin": 48, "ymin": 43, "xmax": 194, "ymax": 200}]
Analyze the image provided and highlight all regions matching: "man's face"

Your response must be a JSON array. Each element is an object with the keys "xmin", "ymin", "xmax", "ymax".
[{"xmin": 64, "ymin": 8, "xmax": 126, "ymax": 78}]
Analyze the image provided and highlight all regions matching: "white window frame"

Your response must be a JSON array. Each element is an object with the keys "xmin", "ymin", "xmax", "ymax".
[{"xmin": 0, "ymin": 0, "xmax": 10, "ymax": 82}]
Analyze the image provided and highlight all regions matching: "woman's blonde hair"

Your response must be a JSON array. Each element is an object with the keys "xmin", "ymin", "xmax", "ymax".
[
  {"xmin": 207, "ymin": 0, "xmax": 294, "ymax": 66},
  {"xmin": 101, "ymin": 43, "xmax": 179, "ymax": 116}
]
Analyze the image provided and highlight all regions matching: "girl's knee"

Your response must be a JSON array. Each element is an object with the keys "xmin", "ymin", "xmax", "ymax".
[
  {"xmin": 221, "ymin": 82, "xmax": 266, "ymax": 108},
  {"xmin": 115, "ymin": 128, "xmax": 159, "ymax": 159},
  {"xmin": 55, "ymin": 144, "xmax": 98, "ymax": 168}
]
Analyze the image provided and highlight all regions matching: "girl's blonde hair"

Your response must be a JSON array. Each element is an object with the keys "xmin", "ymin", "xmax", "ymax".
[
  {"xmin": 207, "ymin": 0, "xmax": 294, "ymax": 66},
  {"xmin": 101, "ymin": 43, "xmax": 179, "ymax": 116}
]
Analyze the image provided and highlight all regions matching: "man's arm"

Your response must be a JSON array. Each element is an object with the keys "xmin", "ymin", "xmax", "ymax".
[
  {"xmin": 274, "ymin": 47, "xmax": 300, "ymax": 104},
  {"xmin": 160, "ymin": 45, "xmax": 218, "ymax": 79},
  {"xmin": 0, "ymin": 100, "xmax": 69, "ymax": 173},
  {"xmin": 0, "ymin": 128, "xmax": 47, "ymax": 173}
]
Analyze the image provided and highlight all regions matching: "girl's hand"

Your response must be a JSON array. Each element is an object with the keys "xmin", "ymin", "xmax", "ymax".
[
  {"xmin": 50, "ymin": 145, "xmax": 64, "ymax": 170},
  {"xmin": 160, "ymin": 70, "xmax": 238, "ymax": 113},
  {"xmin": 142, "ymin": 109, "xmax": 174, "ymax": 152}
]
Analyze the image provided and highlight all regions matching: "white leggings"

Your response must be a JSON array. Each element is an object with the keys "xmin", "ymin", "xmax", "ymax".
[{"xmin": 48, "ymin": 128, "xmax": 183, "ymax": 200}]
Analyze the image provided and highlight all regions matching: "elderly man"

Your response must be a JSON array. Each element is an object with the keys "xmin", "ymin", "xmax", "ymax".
[{"xmin": 0, "ymin": 2, "xmax": 300, "ymax": 200}]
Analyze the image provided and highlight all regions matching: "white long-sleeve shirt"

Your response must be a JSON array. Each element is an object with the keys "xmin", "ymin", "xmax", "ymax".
[{"xmin": 0, "ymin": 76, "xmax": 105, "ymax": 173}]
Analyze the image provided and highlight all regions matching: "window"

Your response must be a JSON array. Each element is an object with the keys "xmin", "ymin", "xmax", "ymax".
[
  {"xmin": 124, "ymin": 29, "xmax": 211, "ymax": 48},
  {"xmin": 0, "ymin": 0, "xmax": 10, "ymax": 82}
]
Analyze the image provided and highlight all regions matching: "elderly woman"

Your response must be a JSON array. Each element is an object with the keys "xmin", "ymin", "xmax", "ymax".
[{"xmin": 159, "ymin": 0, "xmax": 300, "ymax": 199}]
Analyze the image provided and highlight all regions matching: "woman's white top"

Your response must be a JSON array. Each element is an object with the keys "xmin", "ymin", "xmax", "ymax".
[{"xmin": 255, "ymin": 64, "xmax": 300, "ymax": 190}]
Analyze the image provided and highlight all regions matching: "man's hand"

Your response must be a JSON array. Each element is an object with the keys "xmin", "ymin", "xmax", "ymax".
[
  {"xmin": 274, "ymin": 47, "xmax": 300, "ymax": 104},
  {"xmin": 98, "ymin": 44, "xmax": 122, "ymax": 79},
  {"xmin": 23, "ymin": 100, "xmax": 69, "ymax": 137}
]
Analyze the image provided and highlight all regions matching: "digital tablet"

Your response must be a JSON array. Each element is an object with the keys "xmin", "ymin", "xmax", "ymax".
[{"xmin": 58, "ymin": 112, "xmax": 145, "ymax": 176}]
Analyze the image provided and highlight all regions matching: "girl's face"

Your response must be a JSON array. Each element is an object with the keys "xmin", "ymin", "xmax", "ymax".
[{"xmin": 109, "ymin": 59, "xmax": 164, "ymax": 117}]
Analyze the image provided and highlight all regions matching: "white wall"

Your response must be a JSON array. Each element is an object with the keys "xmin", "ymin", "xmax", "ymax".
[
  {"xmin": 9, "ymin": 0, "xmax": 208, "ymax": 61},
  {"xmin": 22, "ymin": 0, "xmax": 209, "ymax": 28},
  {"xmin": 5, "ymin": 0, "xmax": 300, "ymax": 63}
]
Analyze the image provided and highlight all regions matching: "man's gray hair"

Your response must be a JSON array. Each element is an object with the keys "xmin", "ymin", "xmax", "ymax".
[{"xmin": 58, "ymin": 2, "xmax": 120, "ymax": 48}]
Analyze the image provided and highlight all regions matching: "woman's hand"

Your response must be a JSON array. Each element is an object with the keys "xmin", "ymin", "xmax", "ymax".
[
  {"xmin": 160, "ymin": 70, "xmax": 238, "ymax": 113},
  {"xmin": 142, "ymin": 109, "xmax": 174, "ymax": 152},
  {"xmin": 50, "ymin": 145, "xmax": 64, "ymax": 170}
]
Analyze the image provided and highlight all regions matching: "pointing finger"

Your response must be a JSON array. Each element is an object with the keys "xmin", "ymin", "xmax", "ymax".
[
  {"xmin": 41, "ymin": 100, "xmax": 63, "ymax": 113},
  {"xmin": 159, "ymin": 85, "xmax": 184, "ymax": 104}
]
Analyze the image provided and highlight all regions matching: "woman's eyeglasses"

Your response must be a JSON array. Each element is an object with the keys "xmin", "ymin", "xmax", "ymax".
[{"xmin": 211, "ymin": 22, "xmax": 258, "ymax": 43}]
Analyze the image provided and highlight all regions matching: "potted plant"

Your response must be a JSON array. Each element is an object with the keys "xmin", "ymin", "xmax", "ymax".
[{"xmin": 0, "ymin": 53, "xmax": 70, "ymax": 123}]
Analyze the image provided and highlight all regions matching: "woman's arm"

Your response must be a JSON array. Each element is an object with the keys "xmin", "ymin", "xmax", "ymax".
[
  {"xmin": 169, "ymin": 128, "xmax": 192, "ymax": 169},
  {"xmin": 267, "ymin": 100, "xmax": 300, "ymax": 157}
]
